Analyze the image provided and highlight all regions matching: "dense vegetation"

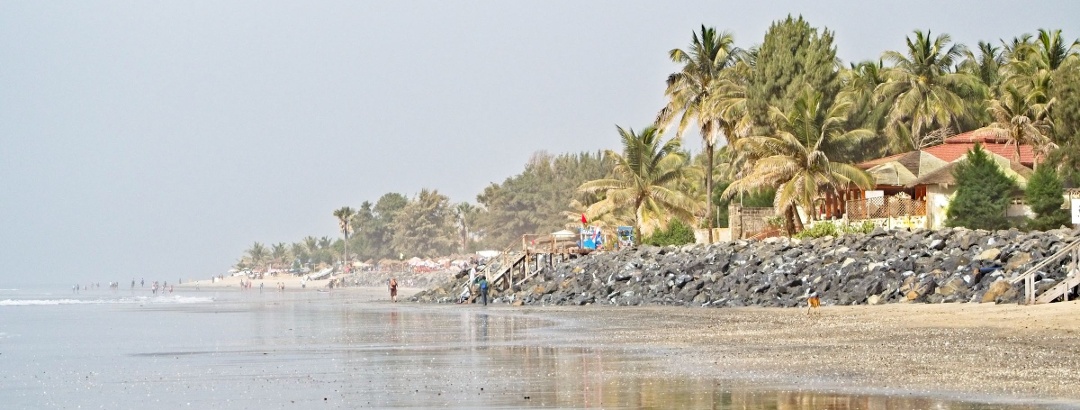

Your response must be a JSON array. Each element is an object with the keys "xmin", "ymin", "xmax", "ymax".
[{"xmin": 235, "ymin": 17, "xmax": 1080, "ymax": 270}]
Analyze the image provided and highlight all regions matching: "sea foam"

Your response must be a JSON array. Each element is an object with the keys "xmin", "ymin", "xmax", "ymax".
[{"xmin": 0, "ymin": 295, "xmax": 214, "ymax": 306}]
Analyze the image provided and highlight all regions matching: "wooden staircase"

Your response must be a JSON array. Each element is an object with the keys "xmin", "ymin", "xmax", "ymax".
[
  {"xmin": 1009, "ymin": 238, "xmax": 1080, "ymax": 305},
  {"xmin": 1035, "ymin": 275, "xmax": 1080, "ymax": 304},
  {"xmin": 488, "ymin": 252, "xmax": 525, "ymax": 289}
]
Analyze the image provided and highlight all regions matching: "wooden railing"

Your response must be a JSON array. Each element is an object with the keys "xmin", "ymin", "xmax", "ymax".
[{"xmin": 1009, "ymin": 238, "xmax": 1080, "ymax": 305}]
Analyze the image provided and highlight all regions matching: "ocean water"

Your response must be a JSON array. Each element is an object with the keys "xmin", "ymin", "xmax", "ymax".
[{"xmin": 0, "ymin": 286, "xmax": 1062, "ymax": 409}]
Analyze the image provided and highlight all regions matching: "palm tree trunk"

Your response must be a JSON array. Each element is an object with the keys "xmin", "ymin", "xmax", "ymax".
[
  {"xmin": 784, "ymin": 206, "xmax": 805, "ymax": 235},
  {"xmin": 705, "ymin": 141, "xmax": 715, "ymax": 244}
]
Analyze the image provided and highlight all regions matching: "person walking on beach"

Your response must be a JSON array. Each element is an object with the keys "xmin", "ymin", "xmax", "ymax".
[
  {"xmin": 478, "ymin": 276, "xmax": 489, "ymax": 306},
  {"xmin": 388, "ymin": 278, "xmax": 398, "ymax": 302}
]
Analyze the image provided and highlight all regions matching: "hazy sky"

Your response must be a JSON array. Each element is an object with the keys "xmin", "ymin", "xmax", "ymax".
[{"xmin": 3, "ymin": 1, "xmax": 1078, "ymax": 286}]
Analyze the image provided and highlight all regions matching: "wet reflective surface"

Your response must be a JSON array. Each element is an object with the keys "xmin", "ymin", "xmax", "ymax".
[{"xmin": 0, "ymin": 290, "xmax": 1065, "ymax": 409}]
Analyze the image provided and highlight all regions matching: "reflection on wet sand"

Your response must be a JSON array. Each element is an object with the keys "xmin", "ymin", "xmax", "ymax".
[{"xmin": 260, "ymin": 299, "xmax": 1041, "ymax": 409}]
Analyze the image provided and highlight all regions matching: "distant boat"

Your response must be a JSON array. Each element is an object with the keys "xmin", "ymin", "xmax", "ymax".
[{"xmin": 308, "ymin": 267, "xmax": 334, "ymax": 281}]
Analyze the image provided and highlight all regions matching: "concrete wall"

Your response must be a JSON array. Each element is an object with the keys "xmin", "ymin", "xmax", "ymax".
[{"xmin": 729, "ymin": 205, "xmax": 776, "ymax": 239}]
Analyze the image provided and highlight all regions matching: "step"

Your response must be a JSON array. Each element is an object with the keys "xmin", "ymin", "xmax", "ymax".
[{"xmin": 1035, "ymin": 275, "xmax": 1080, "ymax": 304}]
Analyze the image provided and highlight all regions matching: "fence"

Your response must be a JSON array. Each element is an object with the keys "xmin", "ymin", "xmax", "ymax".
[{"xmin": 846, "ymin": 196, "xmax": 927, "ymax": 220}]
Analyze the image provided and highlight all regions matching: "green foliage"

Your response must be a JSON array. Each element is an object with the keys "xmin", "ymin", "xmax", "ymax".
[
  {"xmin": 349, "ymin": 194, "xmax": 408, "ymax": 260},
  {"xmin": 643, "ymin": 218, "xmax": 695, "ymax": 246},
  {"xmin": 748, "ymin": 15, "xmax": 840, "ymax": 136},
  {"xmin": 877, "ymin": 30, "xmax": 984, "ymax": 153},
  {"xmin": 1051, "ymin": 61, "xmax": 1080, "ymax": 145},
  {"xmin": 476, "ymin": 151, "xmax": 610, "ymax": 248},
  {"xmin": 1045, "ymin": 141, "xmax": 1080, "ymax": 188},
  {"xmin": 946, "ymin": 144, "xmax": 1019, "ymax": 230},
  {"xmin": 793, "ymin": 220, "xmax": 875, "ymax": 239},
  {"xmin": 578, "ymin": 126, "xmax": 701, "ymax": 238},
  {"xmin": 713, "ymin": 180, "xmax": 775, "ymax": 228},
  {"xmin": 1025, "ymin": 166, "xmax": 1071, "ymax": 230},
  {"xmin": 390, "ymin": 189, "xmax": 456, "ymax": 258}
]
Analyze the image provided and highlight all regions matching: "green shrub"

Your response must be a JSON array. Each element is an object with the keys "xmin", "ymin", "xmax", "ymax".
[
  {"xmin": 794, "ymin": 220, "xmax": 875, "ymax": 239},
  {"xmin": 644, "ymin": 219, "xmax": 695, "ymax": 246},
  {"xmin": 946, "ymin": 144, "xmax": 1019, "ymax": 230},
  {"xmin": 1025, "ymin": 166, "xmax": 1071, "ymax": 230}
]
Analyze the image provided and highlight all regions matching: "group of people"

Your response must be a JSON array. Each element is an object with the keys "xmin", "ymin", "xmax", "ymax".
[{"xmin": 457, "ymin": 263, "xmax": 490, "ymax": 305}]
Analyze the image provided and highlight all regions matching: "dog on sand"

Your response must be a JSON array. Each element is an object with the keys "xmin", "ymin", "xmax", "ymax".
[{"xmin": 805, "ymin": 292, "xmax": 821, "ymax": 316}]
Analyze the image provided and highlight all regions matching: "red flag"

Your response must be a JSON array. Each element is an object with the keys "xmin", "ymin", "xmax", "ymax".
[{"xmin": 580, "ymin": 213, "xmax": 588, "ymax": 224}]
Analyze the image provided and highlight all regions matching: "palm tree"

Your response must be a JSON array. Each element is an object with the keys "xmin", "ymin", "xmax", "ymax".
[
  {"xmin": 271, "ymin": 243, "xmax": 287, "ymax": 269},
  {"xmin": 876, "ymin": 30, "xmax": 984, "ymax": 153},
  {"xmin": 246, "ymin": 242, "xmax": 267, "ymax": 270},
  {"xmin": 723, "ymin": 91, "xmax": 875, "ymax": 234},
  {"xmin": 333, "ymin": 206, "xmax": 356, "ymax": 269},
  {"xmin": 1021, "ymin": 29, "xmax": 1080, "ymax": 71},
  {"xmin": 657, "ymin": 25, "xmax": 743, "ymax": 243},
  {"xmin": 454, "ymin": 202, "xmax": 480, "ymax": 253},
  {"xmin": 987, "ymin": 85, "xmax": 1055, "ymax": 163},
  {"xmin": 959, "ymin": 41, "xmax": 1006, "ymax": 91},
  {"xmin": 579, "ymin": 125, "xmax": 701, "ymax": 238}
]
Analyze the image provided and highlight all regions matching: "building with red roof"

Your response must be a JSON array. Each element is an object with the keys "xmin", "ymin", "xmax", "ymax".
[{"xmin": 824, "ymin": 127, "xmax": 1041, "ymax": 229}]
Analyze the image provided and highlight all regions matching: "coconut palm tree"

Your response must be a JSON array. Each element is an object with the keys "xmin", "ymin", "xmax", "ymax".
[
  {"xmin": 246, "ymin": 242, "xmax": 267, "ymax": 270},
  {"xmin": 723, "ymin": 91, "xmax": 875, "ymax": 234},
  {"xmin": 454, "ymin": 202, "xmax": 481, "ymax": 253},
  {"xmin": 579, "ymin": 125, "xmax": 701, "ymax": 238},
  {"xmin": 876, "ymin": 30, "xmax": 984, "ymax": 153},
  {"xmin": 657, "ymin": 26, "xmax": 744, "ymax": 243},
  {"xmin": 332, "ymin": 206, "xmax": 356, "ymax": 268},
  {"xmin": 271, "ymin": 243, "xmax": 287, "ymax": 269},
  {"xmin": 959, "ymin": 41, "xmax": 1006, "ymax": 91},
  {"xmin": 988, "ymin": 85, "xmax": 1055, "ymax": 163}
]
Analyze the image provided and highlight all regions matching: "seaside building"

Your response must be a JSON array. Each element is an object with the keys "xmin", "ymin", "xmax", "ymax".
[{"xmin": 728, "ymin": 127, "xmax": 1074, "ymax": 239}]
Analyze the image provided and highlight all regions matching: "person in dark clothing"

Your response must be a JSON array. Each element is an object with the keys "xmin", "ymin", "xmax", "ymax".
[{"xmin": 478, "ymin": 276, "xmax": 489, "ymax": 306}]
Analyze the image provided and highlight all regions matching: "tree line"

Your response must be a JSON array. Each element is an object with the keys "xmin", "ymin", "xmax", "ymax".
[{"xmin": 236, "ymin": 16, "xmax": 1080, "ymax": 271}]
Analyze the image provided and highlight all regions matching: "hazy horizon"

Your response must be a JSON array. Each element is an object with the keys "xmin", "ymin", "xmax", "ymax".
[{"xmin": 3, "ymin": 1, "xmax": 1079, "ymax": 286}]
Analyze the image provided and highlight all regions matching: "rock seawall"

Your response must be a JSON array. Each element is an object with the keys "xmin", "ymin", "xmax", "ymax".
[{"xmin": 411, "ymin": 227, "xmax": 1080, "ymax": 307}]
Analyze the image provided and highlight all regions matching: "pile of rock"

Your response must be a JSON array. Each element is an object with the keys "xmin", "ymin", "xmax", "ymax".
[
  {"xmin": 410, "ymin": 227, "xmax": 1080, "ymax": 307},
  {"xmin": 336, "ymin": 269, "xmax": 456, "ymax": 290}
]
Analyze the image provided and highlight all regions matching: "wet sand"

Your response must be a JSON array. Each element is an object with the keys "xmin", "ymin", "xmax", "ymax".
[
  {"xmin": 173, "ymin": 280, "xmax": 1080, "ymax": 406},
  {"xmin": 534, "ymin": 301, "xmax": 1080, "ymax": 406}
]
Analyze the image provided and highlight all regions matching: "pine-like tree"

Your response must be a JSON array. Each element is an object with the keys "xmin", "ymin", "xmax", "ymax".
[
  {"xmin": 1025, "ymin": 165, "xmax": 1070, "ymax": 230},
  {"xmin": 946, "ymin": 144, "xmax": 1019, "ymax": 230}
]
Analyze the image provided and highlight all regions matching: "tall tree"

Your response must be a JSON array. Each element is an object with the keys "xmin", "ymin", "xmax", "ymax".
[
  {"xmin": 876, "ymin": 30, "xmax": 984, "ymax": 152},
  {"xmin": 270, "ymin": 243, "xmax": 287, "ymax": 267},
  {"xmin": 246, "ymin": 242, "xmax": 267, "ymax": 270},
  {"xmin": 332, "ymin": 206, "xmax": 357, "ymax": 268},
  {"xmin": 945, "ymin": 144, "xmax": 1019, "ymax": 230},
  {"xmin": 475, "ymin": 151, "xmax": 608, "ymax": 248},
  {"xmin": 723, "ymin": 91, "xmax": 875, "ymax": 234},
  {"xmin": 454, "ymin": 202, "xmax": 481, "ymax": 253},
  {"xmin": 390, "ymin": 189, "xmax": 456, "ymax": 258},
  {"xmin": 959, "ymin": 41, "xmax": 1006, "ymax": 91},
  {"xmin": 579, "ymin": 125, "xmax": 701, "ymax": 238},
  {"xmin": 987, "ymin": 85, "xmax": 1054, "ymax": 162},
  {"xmin": 839, "ymin": 60, "xmax": 889, "ymax": 129},
  {"xmin": 747, "ymin": 15, "xmax": 841, "ymax": 136},
  {"xmin": 657, "ymin": 25, "xmax": 743, "ymax": 243}
]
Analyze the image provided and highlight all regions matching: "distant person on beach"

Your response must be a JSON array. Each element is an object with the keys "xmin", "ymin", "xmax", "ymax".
[
  {"xmin": 259, "ymin": 282, "xmax": 264, "ymax": 293},
  {"xmin": 389, "ymin": 278, "xmax": 398, "ymax": 302},
  {"xmin": 479, "ymin": 276, "xmax": 489, "ymax": 306}
]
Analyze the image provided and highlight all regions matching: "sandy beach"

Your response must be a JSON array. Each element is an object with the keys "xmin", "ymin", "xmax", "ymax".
[
  {"xmin": 530, "ymin": 301, "xmax": 1080, "ymax": 406},
  {"xmin": 173, "ymin": 276, "xmax": 1080, "ymax": 405}
]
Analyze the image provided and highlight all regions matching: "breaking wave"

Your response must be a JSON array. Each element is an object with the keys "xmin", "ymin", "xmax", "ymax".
[{"xmin": 0, "ymin": 295, "xmax": 214, "ymax": 307}]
